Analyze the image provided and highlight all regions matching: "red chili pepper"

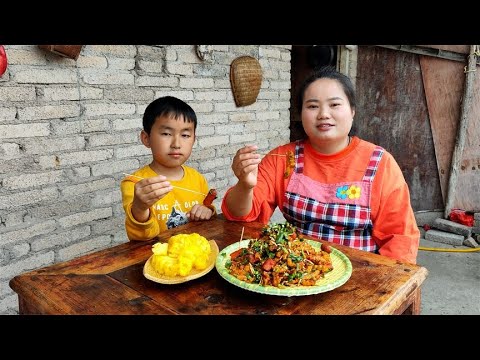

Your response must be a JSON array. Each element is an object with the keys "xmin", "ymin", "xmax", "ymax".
[
  {"xmin": 0, "ymin": 45, "xmax": 7, "ymax": 77},
  {"xmin": 203, "ymin": 189, "xmax": 217, "ymax": 206}
]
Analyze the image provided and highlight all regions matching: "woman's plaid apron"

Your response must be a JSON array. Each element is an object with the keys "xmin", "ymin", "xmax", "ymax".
[{"xmin": 282, "ymin": 140, "xmax": 384, "ymax": 252}]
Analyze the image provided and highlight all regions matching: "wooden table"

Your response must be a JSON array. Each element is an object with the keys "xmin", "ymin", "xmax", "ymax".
[{"xmin": 10, "ymin": 218, "xmax": 428, "ymax": 315}]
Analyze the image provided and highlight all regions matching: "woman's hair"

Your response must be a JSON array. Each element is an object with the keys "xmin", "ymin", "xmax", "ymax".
[
  {"xmin": 143, "ymin": 96, "xmax": 197, "ymax": 135},
  {"xmin": 297, "ymin": 66, "xmax": 356, "ymax": 114}
]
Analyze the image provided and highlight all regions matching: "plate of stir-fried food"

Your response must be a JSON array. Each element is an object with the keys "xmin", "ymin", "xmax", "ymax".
[{"xmin": 215, "ymin": 222, "xmax": 352, "ymax": 296}]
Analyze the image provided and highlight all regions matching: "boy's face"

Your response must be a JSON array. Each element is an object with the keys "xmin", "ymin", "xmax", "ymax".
[{"xmin": 141, "ymin": 114, "xmax": 195, "ymax": 169}]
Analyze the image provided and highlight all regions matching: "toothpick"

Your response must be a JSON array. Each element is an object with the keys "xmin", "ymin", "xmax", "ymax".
[
  {"xmin": 122, "ymin": 173, "xmax": 206, "ymax": 196},
  {"xmin": 239, "ymin": 226, "xmax": 244, "ymax": 250},
  {"xmin": 257, "ymin": 153, "xmax": 287, "ymax": 157}
]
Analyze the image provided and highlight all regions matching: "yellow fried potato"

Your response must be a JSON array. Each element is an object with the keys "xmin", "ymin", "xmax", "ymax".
[{"xmin": 151, "ymin": 233, "xmax": 212, "ymax": 277}]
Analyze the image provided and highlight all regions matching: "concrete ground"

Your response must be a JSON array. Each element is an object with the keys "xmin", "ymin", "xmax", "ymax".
[
  {"xmin": 417, "ymin": 237, "xmax": 480, "ymax": 315},
  {"xmin": 270, "ymin": 209, "xmax": 480, "ymax": 315}
]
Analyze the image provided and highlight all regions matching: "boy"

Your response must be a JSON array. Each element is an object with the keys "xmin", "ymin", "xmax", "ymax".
[{"xmin": 121, "ymin": 96, "xmax": 215, "ymax": 241}]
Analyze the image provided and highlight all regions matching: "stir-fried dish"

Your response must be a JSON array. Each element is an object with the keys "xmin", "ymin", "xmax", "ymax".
[{"xmin": 226, "ymin": 222, "xmax": 333, "ymax": 287}]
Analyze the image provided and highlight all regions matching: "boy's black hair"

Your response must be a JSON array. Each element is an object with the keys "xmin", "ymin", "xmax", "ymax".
[
  {"xmin": 297, "ymin": 66, "xmax": 356, "ymax": 115},
  {"xmin": 142, "ymin": 96, "xmax": 197, "ymax": 135}
]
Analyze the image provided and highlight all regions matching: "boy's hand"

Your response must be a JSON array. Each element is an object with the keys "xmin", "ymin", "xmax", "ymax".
[
  {"xmin": 187, "ymin": 204, "xmax": 214, "ymax": 221},
  {"xmin": 131, "ymin": 175, "xmax": 173, "ymax": 222},
  {"xmin": 232, "ymin": 144, "xmax": 261, "ymax": 188}
]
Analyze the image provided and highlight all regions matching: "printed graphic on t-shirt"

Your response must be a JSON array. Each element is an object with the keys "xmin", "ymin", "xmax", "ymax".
[
  {"xmin": 166, "ymin": 206, "xmax": 188, "ymax": 229},
  {"xmin": 156, "ymin": 198, "xmax": 201, "ymax": 229}
]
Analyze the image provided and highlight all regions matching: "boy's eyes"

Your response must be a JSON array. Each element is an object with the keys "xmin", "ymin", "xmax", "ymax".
[{"xmin": 160, "ymin": 132, "xmax": 192, "ymax": 138}]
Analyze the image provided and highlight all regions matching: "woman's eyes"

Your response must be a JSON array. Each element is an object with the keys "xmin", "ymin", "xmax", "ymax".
[{"xmin": 306, "ymin": 103, "xmax": 341, "ymax": 109}]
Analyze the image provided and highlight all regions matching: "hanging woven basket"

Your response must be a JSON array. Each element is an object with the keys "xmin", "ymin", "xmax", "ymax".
[{"xmin": 230, "ymin": 56, "xmax": 262, "ymax": 107}]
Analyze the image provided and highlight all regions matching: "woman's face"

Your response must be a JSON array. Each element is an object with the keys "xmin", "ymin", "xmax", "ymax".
[{"xmin": 301, "ymin": 78, "xmax": 355, "ymax": 154}]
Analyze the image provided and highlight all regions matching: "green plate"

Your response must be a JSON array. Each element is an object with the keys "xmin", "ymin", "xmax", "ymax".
[{"xmin": 215, "ymin": 239, "xmax": 352, "ymax": 296}]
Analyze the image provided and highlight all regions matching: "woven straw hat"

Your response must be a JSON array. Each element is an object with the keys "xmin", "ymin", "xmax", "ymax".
[{"xmin": 230, "ymin": 56, "xmax": 262, "ymax": 107}]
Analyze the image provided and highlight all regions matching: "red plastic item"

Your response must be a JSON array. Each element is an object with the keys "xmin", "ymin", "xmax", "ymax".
[
  {"xmin": 449, "ymin": 209, "xmax": 474, "ymax": 227},
  {"xmin": 0, "ymin": 45, "xmax": 7, "ymax": 77}
]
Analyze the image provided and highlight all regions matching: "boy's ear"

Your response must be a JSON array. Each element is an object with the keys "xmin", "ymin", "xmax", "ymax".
[{"xmin": 140, "ymin": 130, "xmax": 151, "ymax": 148}]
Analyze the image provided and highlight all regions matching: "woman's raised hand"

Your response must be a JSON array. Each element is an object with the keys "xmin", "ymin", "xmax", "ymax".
[{"xmin": 232, "ymin": 144, "xmax": 261, "ymax": 188}]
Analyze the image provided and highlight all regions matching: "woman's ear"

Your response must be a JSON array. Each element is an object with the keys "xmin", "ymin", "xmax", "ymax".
[
  {"xmin": 140, "ymin": 130, "xmax": 151, "ymax": 148},
  {"xmin": 352, "ymin": 109, "xmax": 356, "ymax": 119}
]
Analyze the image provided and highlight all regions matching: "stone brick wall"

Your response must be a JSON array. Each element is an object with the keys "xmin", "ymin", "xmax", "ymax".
[{"xmin": 0, "ymin": 45, "xmax": 292, "ymax": 314}]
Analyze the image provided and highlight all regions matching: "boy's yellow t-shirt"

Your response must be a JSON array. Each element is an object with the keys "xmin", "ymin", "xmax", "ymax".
[{"xmin": 121, "ymin": 165, "xmax": 213, "ymax": 241}]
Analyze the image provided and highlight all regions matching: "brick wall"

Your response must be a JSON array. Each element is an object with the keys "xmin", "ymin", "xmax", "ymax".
[{"xmin": 0, "ymin": 45, "xmax": 292, "ymax": 314}]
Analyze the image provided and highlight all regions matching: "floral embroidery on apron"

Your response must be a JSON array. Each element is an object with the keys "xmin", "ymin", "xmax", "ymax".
[{"xmin": 282, "ymin": 140, "xmax": 384, "ymax": 252}]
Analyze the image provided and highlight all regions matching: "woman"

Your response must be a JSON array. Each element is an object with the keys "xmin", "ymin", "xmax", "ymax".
[{"xmin": 221, "ymin": 66, "xmax": 419, "ymax": 264}]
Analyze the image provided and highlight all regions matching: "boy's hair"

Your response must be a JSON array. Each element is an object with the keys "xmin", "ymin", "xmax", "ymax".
[
  {"xmin": 297, "ymin": 66, "xmax": 356, "ymax": 114},
  {"xmin": 143, "ymin": 96, "xmax": 197, "ymax": 135}
]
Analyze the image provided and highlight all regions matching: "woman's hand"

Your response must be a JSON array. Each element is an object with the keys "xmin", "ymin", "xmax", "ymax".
[{"xmin": 232, "ymin": 144, "xmax": 261, "ymax": 189}]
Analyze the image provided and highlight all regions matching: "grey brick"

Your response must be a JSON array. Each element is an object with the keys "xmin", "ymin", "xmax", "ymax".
[
  {"xmin": 154, "ymin": 90, "xmax": 194, "ymax": 101},
  {"xmin": 10, "ymin": 243, "xmax": 30, "ymax": 258},
  {"xmin": 91, "ymin": 216, "xmax": 124, "ymax": 235},
  {"xmin": 14, "ymin": 68, "xmax": 77, "ymax": 84},
  {"xmin": 0, "ymin": 123, "xmax": 50, "ymax": 139},
  {"xmin": 108, "ymin": 58, "xmax": 135, "ymax": 70},
  {"xmin": 58, "ymin": 149, "xmax": 113, "ymax": 166},
  {"xmin": 31, "ymin": 226, "xmax": 91, "ymax": 252},
  {"xmin": 27, "ymin": 195, "xmax": 91, "ymax": 221},
  {"xmin": 91, "ymin": 159, "xmax": 139, "ymax": 176},
  {"xmin": 60, "ymin": 178, "xmax": 115, "ymax": 198},
  {"xmin": 0, "ymin": 251, "xmax": 54, "ymax": 280},
  {"xmin": 136, "ymin": 76, "xmax": 178, "ymax": 87},
  {"xmin": 0, "ymin": 295, "xmax": 18, "ymax": 314},
  {"xmin": 138, "ymin": 59, "xmax": 164, "ymax": 73},
  {"xmin": 179, "ymin": 77, "xmax": 214, "ymax": 89},
  {"xmin": 0, "ymin": 143, "xmax": 21, "ymax": 160},
  {"xmin": 87, "ymin": 133, "xmax": 138, "ymax": 148},
  {"xmin": 105, "ymin": 88, "xmax": 153, "ymax": 101},
  {"xmin": 58, "ymin": 207, "xmax": 112, "ymax": 228},
  {"xmin": 0, "ymin": 282, "xmax": 14, "ymax": 298},
  {"xmin": 0, "ymin": 87, "xmax": 36, "ymax": 102},
  {"xmin": 414, "ymin": 210, "xmax": 444, "ymax": 226},
  {"xmin": 111, "ymin": 118, "xmax": 142, "ymax": 131},
  {"xmin": 0, "ymin": 107, "xmax": 16, "ymax": 122},
  {"xmin": 83, "ymin": 103, "xmax": 135, "ymax": 117},
  {"xmin": 85, "ymin": 45, "xmax": 137, "ymax": 57},
  {"xmin": 425, "ymin": 229, "xmax": 465, "ymax": 246},
  {"xmin": 81, "ymin": 119, "xmax": 110, "ymax": 133},
  {"xmin": 81, "ymin": 70, "xmax": 134, "ymax": 85},
  {"xmin": 115, "ymin": 144, "xmax": 150, "ymax": 159},
  {"xmin": 0, "ymin": 220, "xmax": 56, "ymax": 246},
  {"xmin": 463, "ymin": 237, "xmax": 480, "ymax": 248},
  {"xmin": 57, "ymin": 235, "xmax": 111, "ymax": 262},
  {"xmin": 434, "ymin": 218, "xmax": 471, "ymax": 238},
  {"xmin": 2, "ymin": 170, "xmax": 64, "ymax": 190},
  {"xmin": 0, "ymin": 188, "xmax": 59, "ymax": 211}
]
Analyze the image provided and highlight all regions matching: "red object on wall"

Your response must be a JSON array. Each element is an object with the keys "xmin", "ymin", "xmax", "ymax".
[
  {"xmin": 0, "ymin": 45, "xmax": 7, "ymax": 77},
  {"xmin": 449, "ymin": 209, "xmax": 474, "ymax": 227}
]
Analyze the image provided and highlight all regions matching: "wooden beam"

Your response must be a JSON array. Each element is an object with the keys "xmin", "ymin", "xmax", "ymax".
[
  {"xmin": 444, "ymin": 45, "xmax": 479, "ymax": 217},
  {"xmin": 376, "ymin": 45, "xmax": 480, "ymax": 66}
]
